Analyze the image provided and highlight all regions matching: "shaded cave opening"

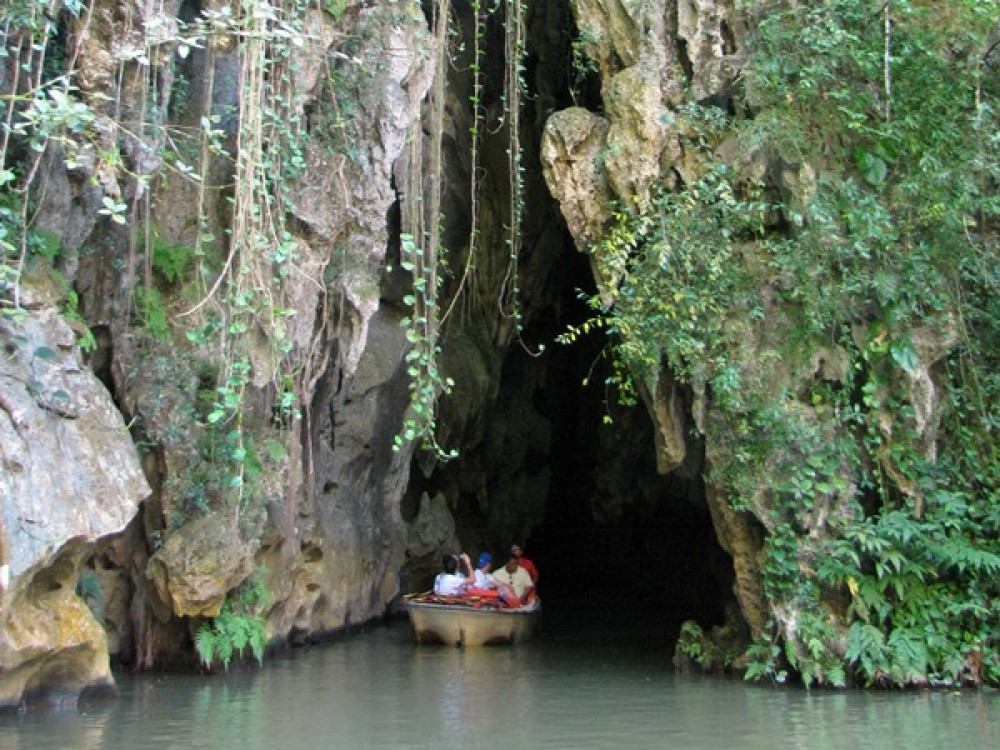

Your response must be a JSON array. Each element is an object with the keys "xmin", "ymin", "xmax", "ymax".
[
  {"xmin": 400, "ymin": 0, "xmax": 739, "ymax": 651},
  {"xmin": 514, "ymin": 244, "xmax": 735, "ymax": 649}
]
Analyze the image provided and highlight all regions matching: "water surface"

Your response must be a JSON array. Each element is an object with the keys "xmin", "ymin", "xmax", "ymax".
[{"xmin": 1, "ymin": 613, "xmax": 996, "ymax": 750}]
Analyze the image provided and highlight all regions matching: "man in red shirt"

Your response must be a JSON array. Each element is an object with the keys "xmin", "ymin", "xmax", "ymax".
[{"xmin": 510, "ymin": 544, "xmax": 538, "ymax": 584}]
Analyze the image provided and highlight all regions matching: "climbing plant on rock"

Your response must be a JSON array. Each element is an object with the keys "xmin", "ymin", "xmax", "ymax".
[
  {"xmin": 394, "ymin": 0, "xmax": 457, "ymax": 460},
  {"xmin": 0, "ymin": 0, "xmax": 329, "ymax": 671},
  {"xmin": 394, "ymin": 0, "xmax": 535, "ymax": 458},
  {"xmin": 569, "ymin": 0, "xmax": 999, "ymax": 687}
]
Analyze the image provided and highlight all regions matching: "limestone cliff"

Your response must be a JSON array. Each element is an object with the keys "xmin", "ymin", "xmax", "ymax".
[
  {"xmin": 1, "ymin": 0, "xmax": 440, "ymax": 706},
  {"xmin": 2, "ymin": 0, "xmax": 995, "ymax": 704},
  {"xmin": 0, "ymin": 279, "xmax": 150, "ymax": 710},
  {"xmin": 1, "ymin": 0, "xmax": 579, "ymax": 706}
]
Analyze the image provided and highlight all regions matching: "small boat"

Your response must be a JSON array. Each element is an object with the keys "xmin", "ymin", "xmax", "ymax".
[{"xmin": 403, "ymin": 593, "xmax": 541, "ymax": 646}]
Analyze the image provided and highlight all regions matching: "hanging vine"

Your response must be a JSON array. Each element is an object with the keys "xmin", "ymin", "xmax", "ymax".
[
  {"xmin": 439, "ymin": 0, "xmax": 488, "ymax": 328},
  {"xmin": 395, "ymin": 0, "xmax": 457, "ymax": 460},
  {"xmin": 1, "ymin": 1, "xmax": 314, "ymax": 532},
  {"xmin": 500, "ymin": 0, "xmax": 525, "ymax": 334},
  {"xmin": 394, "ymin": 0, "xmax": 542, "ymax": 457}
]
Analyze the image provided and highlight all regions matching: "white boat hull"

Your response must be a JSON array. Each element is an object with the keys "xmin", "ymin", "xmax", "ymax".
[{"xmin": 404, "ymin": 599, "xmax": 541, "ymax": 646}]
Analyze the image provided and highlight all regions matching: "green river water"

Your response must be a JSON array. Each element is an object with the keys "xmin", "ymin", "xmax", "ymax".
[{"xmin": 1, "ymin": 610, "xmax": 996, "ymax": 750}]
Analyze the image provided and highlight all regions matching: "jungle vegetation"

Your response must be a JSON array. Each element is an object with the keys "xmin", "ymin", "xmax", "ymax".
[
  {"xmin": 1, "ymin": 0, "xmax": 997, "ymax": 687},
  {"xmin": 587, "ymin": 0, "xmax": 999, "ymax": 687}
]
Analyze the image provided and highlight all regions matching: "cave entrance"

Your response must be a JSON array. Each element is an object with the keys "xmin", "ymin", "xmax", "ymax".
[
  {"xmin": 487, "ymin": 224, "xmax": 733, "ymax": 648},
  {"xmin": 424, "ymin": 0, "xmax": 734, "ymax": 648}
]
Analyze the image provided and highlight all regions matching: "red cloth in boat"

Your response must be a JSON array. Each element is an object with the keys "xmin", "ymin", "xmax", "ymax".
[{"xmin": 404, "ymin": 591, "xmax": 512, "ymax": 609}]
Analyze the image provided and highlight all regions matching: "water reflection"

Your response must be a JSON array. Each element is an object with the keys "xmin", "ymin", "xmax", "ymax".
[{"xmin": 1, "ymin": 621, "xmax": 997, "ymax": 750}]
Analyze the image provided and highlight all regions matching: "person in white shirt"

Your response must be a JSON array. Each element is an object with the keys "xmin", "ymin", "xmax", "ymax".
[
  {"xmin": 473, "ymin": 551, "xmax": 495, "ymax": 589},
  {"xmin": 491, "ymin": 551, "xmax": 535, "ymax": 606},
  {"xmin": 433, "ymin": 552, "xmax": 475, "ymax": 596}
]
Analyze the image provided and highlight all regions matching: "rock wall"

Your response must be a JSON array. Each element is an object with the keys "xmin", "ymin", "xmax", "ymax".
[
  {"xmin": 101, "ymin": 0, "xmax": 437, "ymax": 653},
  {"xmin": 541, "ymin": 0, "xmax": 764, "ymax": 635},
  {"xmin": 2, "ymin": 0, "xmax": 589, "ymax": 702},
  {"xmin": 0, "ymin": 280, "xmax": 150, "ymax": 711},
  {"xmin": 0, "ymin": 0, "xmax": 815, "ymax": 704},
  {"xmin": 2, "ymin": 0, "xmax": 438, "ymax": 702},
  {"xmin": 2, "ymin": 0, "xmax": 879, "ymax": 703},
  {"xmin": 541, "ymin": 0, "xmax": 976, "ymax": 675}
]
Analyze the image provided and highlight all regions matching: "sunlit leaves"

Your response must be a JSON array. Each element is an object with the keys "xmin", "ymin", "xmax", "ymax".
[
  {"xmin": 195, "ymin": 571, "xmax": 270, "ymax": 670},
  {"xmin": 580, "ymin": 0, "xmax": 1000, "ymax": 689}
]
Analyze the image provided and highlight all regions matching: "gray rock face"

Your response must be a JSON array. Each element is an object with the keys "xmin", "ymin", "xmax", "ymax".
[
  {"xmin": 0, "ymin": 0, "xmax": 589, "ymax": 699},
  {"xmin": 544, "ymin": 0, "xmax": 751, "ymax": 457},
  {"xmin": 0, "ymin": 283, "xmax": 150, "ymax": 711}
]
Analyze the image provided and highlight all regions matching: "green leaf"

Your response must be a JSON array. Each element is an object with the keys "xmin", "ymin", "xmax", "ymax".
[
  {"xmin": 889, "ymin": 340, "xmax": 920, "ymax": 376},
  {"xmin": 263, "ymin": 437, "xmax": 287, "ymax": 462},
  {"xmin": 855, "ymin": 147, "xmax": 888, "ymax": 186},
  {"xmin": 195, "ymin": 623, "xmax": 216, "ymax": 668}
]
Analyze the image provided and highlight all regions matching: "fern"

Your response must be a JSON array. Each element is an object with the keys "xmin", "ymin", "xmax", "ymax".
[
  {"xmin": 887, "ymin": 629, "xmax": 929, "ymax": 685},
  {"xmin": 230, "ymin": 613, "xmax": 250, "ymax": 654},
  {"xmin": 194, "ymin": 570, "xmax": 270, "ymax": 670},
  {"xmin": 934, "ymin": 538, "xmax": 1000, "ymax": 576},
  {"xmin": 151, "ymin": 239, "xmax": 194, "ymax": 284},
  {"xmin": 248, "ymin": 621, "xmax": 266, "ymax": 663},
  {"xmin": 846, "ymin": 621, "xmax": 888, "ymax": 684},
  {"xmin": 195, "ymin": 623, "xmax": 216, "ymax": 668}
]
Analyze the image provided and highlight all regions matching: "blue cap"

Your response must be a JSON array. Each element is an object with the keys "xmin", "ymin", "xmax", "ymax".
[{"xmin": 477, "ymin": 552, "xmax": 492, "ymax": 567}]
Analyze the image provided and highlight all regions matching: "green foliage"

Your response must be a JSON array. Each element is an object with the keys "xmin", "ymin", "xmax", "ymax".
[
  {"xmin": 61, "ymin": 288, "xmax": 97, "ymax": 353},
  {"xmin": 743, "ymin": 624, "xmax": 788, "ymax": 684},
  {"xmin": 42, "ymin": 269, "xmax": 98, "ymax": 353},
  {"xmin": 152, "ymin": 239, "xmax": 195, "ymax": 285},
  {"xmin": 817, "ymin": 490, "xmax": 1000, "ymax": 686},
  {"xmin": 501, "ymin": 0, "xmax": 530, "ymax": 340},
  {"xmin": 133, "ymin": 286, "xmax": 171, "ymax": 342},
  {"xmin": 322, "ymin": 0, "xmax": 346, "ymax": 22},
  {"xmin": 753, "ymin": 0, "xmax": 998, "ymax": 683},
  {"xmin": 262, "ymin": 436, "xmax": 288, "ymax": 463},
  {"xmin": 0, "ymin": 190, "xmax": 19, "ymax": 275},
  {"xmin": 2, "ymin": 0, "xmax": 306, "ymax": 499},
  {"xmin": 28, "ymin": 230, "xmax": 63, "ymax": 265},
  {"xmin": 160, "ymin": 418, "xmax": 272, "ymax": 529},
  {"xmin": 394, "ymin": 233, "xmax": 457, "ymax": 460},
  {"xmin": 195, "ymin": 570, "xmax": 270, "ymax": 670},
  {"xmin": 569, "ymin": 29, "xmax": 599, "ymax": 104},
  {"xmin": 675, "ymin": 620, "xmax": 723, "ymax": 670},
  {"xmin": 572, "ymin": 104, "xmax": 768, "ymax": 407},
  {"xmin": 309, "ymin": 57, "xmax": 366, "ymax": 164},
  {"xmin": 554, "ymin": 313, "xmax": 610, "ymax": 347},
  {"xmin": 560, "ymin": 0, "xmax": 999, "ymax": 688}
]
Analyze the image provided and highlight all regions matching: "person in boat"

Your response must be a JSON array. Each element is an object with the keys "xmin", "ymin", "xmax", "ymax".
[
  {"xmin": 510, "ymin": 543, "xmax": 538, "ymax": 584},
  {"xmin": 492, "ymin": 550, "xmax": 535, "ymax": 606},
  {"xmin": 434, "ymin": 552, "xmax": 475, "ymax": 596},
  {"xmin": 468, "ymin": 551, "xmax": 522, "ymax": 607},
  {"xmin": 472, "ymin": 551, "xmax": 494, "ymax": 589}
]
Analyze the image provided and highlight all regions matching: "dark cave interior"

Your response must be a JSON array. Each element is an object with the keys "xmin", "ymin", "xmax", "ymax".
[
  {"xmin": 403, "ymin": 0, "xmax": 736, "ymax": 649},
  {"xmin": 509, "ymin": 236, "xmax": 734, "ymax": 647}
]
